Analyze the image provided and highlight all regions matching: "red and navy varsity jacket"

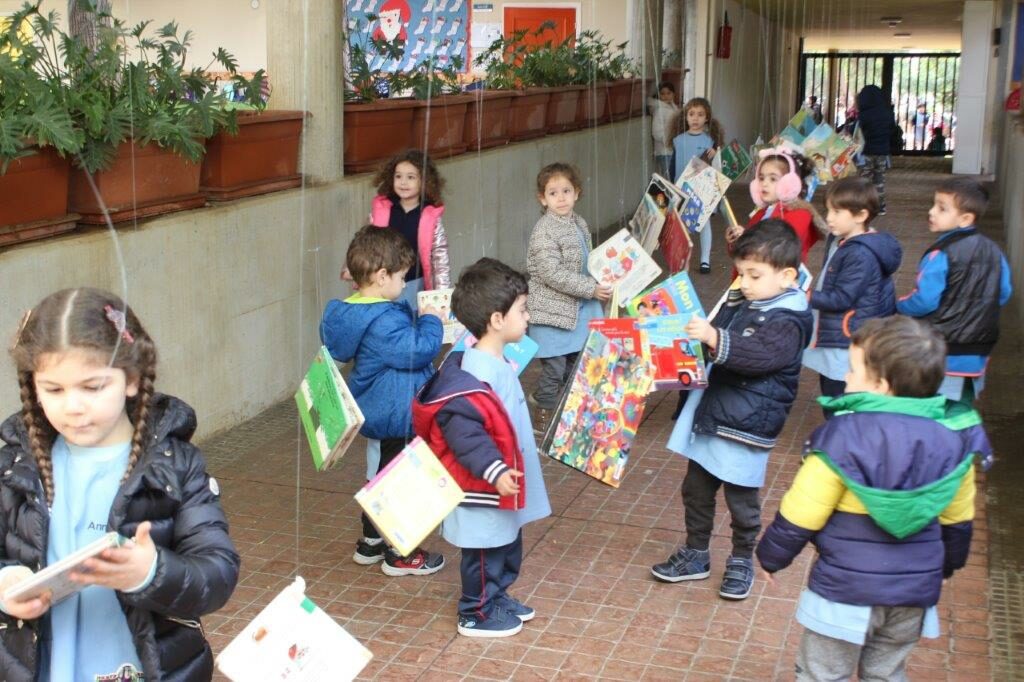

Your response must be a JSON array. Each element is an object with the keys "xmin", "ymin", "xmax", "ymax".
[{"xmin": 412, "ymin": 353, "xmax": 525, "ymax": 510}]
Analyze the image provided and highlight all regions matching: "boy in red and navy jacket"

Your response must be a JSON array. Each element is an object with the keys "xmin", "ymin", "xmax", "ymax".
[{"xmin": 413, "ymin": 258, "xmax": 551, "ymax": 640}]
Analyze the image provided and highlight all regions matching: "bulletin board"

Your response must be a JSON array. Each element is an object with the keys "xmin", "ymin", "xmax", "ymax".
[{"xmin": 345, "ymin": 0, "xmax": 471, "ymax": 73}]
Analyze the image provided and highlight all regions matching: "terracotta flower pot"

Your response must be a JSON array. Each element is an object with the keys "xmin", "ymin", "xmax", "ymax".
[
  {"xmin": 68, "ymin": 142, "xmax": 204, "ymax": 224},
  {"xmin": 410, "ymin": 94, "xmax": 472, "ymax": 158},
  {"xmin": 201, "ymin": 110, "xmax": 308, "ymax": 201},
  {"xmin": 0, "ymin": 147, "xmax": 78, "ymax": 247},
  {"xmin": 463, "ymin": 90, "xmax": 517, "ymax": 150},
  {"xmin": 343, "ymin": 98, "xmax": 419, "ymax": 173},
  {"xmin": 629, "ymin": 78, "xmax": 655, "ymax": 118},
  {"xmin": 509, "ymin": 89, "xmax": 551, "ymax": 141},
  {"xmin": 577, "ymin": 84, "xmax": 610, "ymax": 126},
  {"xmin": 660, "ymin": 68, "xmax": 685, "ymax": 96},
  {"xmin": 608, "ymin": 80, "xmax": 634, "ymax": 121},
  {"xmin": 545, "ymin": 85, "xmax": 584, "ymax": 132}
]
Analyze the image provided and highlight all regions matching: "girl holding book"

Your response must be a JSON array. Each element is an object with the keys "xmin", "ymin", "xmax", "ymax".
[
  {"xmin": 670, "ymin": 97, "xmax": 725, "ymax": 274},
  {"xmin": 0, "ymin": 288, "xmax": 239, "ymax": 681},
  {"xmin": 526, "ymin": 163, "xmax": 612, "ymax": 432}
]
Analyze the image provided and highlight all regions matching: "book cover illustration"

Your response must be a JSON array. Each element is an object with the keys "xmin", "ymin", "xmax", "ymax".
[
  {"xmin": 628, "ymin": 192, "xmax": 664, "ymax": 251},
  {"xmin": 788, "ymin": 108, "xmax": 818, "ymax": 137},
  {"xmin": 658, "ymin": 207, "xmax": 693, "ymax": 273},
  {"xmin": 295, "ymin": 346, "xmax": 365, "ymax": 472},
  {"xmin": 417, "ymin": 288, "xmax": 465, "ymax": 344},
  {"xmin": 802, "ymin": 122, "xmax": 848, "ymax": 184},
  {"xmin": 216, "ymin": 577, "xmax": 373, "ymax": 681},
  {"xmin": 451, "ymin": 331, "xmax": 539, "ymax": 376},
  {"xmin": 720, "ymin": 139, "xmax": 753, "ymax": 181},
  {"xmin": 355, "ymin": 437, "xmax": 464, "ymax": 557},
  {"xmin": 637, "ymin": 314, "xmax": 708, "ymax": 390},
  {"xmin": 587, "ymin": 228, "xmax": 663, "ymax": 302},
  {"xmin": 588, "ymin": 317, "xmax": 645, "ymax": 358},
  {"xmin": 769, "ymin": 125, "xmax": 806, "ymax": 153},
  {"xmin": 3, "ymin": 532, "xmax": 128, "ymax": 605},
  {"xmin": 625, "ymin": 270, "xmax": 705, "ymax": 319},
  {"xmin": 544, "ymin": 331, "xmax": 653, "ymax": 488},
  {"xmin": 674, "ymin": 157, "xmax": 732, "ymax": 233}
]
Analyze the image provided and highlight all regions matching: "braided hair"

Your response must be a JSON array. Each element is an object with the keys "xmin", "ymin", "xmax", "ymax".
[{"xmin": 9, "ymin": 288, "xmax": 158, "ymax": 506}]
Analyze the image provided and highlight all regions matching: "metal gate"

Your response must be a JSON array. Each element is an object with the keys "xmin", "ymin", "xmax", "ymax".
[{"xmin": 799, "ymin": 53, "xmax": 961, "ymax": 154}]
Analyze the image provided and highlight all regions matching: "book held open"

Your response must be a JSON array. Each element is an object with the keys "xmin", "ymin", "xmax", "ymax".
[
  {"xmin": 3, "ymin": 532, "xmax": 128, "ymax": 605},
  {"xmin": 295, "ymin": 346, "xmax": 364, "ymax": 471}
]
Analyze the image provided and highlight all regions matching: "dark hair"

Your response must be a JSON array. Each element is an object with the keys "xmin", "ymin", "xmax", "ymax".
[
  {"xmin": 851, "ymin": 316, "xmax": 946, "ymax": 397},
  {"xmin": 732, "ymin": 218, "xmax": 801, "ymax": 271},
  {"xmin": 658, "ymin": 81, "xmax": 676, "ymax": 94},
  {"xmin": 758, "ymin": 150, "xmax": 816, "ymax": 189},
  {"xmin": 826, "ymin": 176, "xmax": 880, "ymax": 223},
  {"xmin": 451, "ymin": 258, "xmax": 529, "ymax": 339},
  {"xmin": 372, "ymin": 149, "xmax": 445, "ymax": 207},
  {"xmin": 935, "ymin": 177, "xmax": 989, "ymax": 222},
  {"xmin": 676, "ymin": 97, "xmax": 724, "ymax": 147},
  {"xmin": 536, "ymin": 162, "xmax": 583, "ymax": 198},
  {"xmin": 346, "ymin": 225, "xmax": 415, "ymax": 286},
  {"xmin": 9, "ymin": 288, "xmax": 158, "ymax": 505}
]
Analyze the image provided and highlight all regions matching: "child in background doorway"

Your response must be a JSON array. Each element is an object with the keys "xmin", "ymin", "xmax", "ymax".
[
  {"xmin": 650, "ymin": 81, "xmax": 680, "ymax": 180},
  {"xmin": 670, "ymin": 96, "xmax": 725, "ymax": 274},
  {"xmin": 525, "ymin": 163, "xmax": 612, "ymax": 433}
]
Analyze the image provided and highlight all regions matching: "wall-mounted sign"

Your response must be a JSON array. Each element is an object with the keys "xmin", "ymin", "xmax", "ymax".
[
  {"xmin": 346, "ymin": 0, "xmax": 470, "ymax": 73},
  {"xmin": 473, "ymin": 3, "xmax": 493, "ymax": 10}
]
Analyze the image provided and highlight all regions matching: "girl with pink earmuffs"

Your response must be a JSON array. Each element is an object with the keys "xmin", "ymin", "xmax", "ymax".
[{"xmin": 726, "ymin": 149, "xmax": 828, "ymax": 264}]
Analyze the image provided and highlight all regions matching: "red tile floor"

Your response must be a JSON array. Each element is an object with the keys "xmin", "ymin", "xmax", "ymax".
[{"xmin": 202, "ymin": 158, "xmax": 1010, "ymax": 680}]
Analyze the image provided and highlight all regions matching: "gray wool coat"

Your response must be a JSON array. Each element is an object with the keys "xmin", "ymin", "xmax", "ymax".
[{"xmin": 526, "ymin": 210, "xmax": 599, "ymax": 330}]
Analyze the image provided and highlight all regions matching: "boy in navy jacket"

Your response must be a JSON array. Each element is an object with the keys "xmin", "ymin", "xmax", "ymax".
[
  {"xmin": 897, "ymin": 177, "xmax": 1012, "ymax": 403},
  {"xmin": 413, "ymin": 258, "xmax": 551, "ymax": 639},
  {"xmin": 757, "ymin": 316, "xmax": 988, "ymax": 681},
  {"xmin": 320, "ymin": 225, "xmax": 445, "ymax": 576}
]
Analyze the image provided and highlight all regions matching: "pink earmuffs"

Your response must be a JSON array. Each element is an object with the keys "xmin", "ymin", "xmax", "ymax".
[{"xmin": 749, "ymin": 149, "xmax": 803, "ymax": 207}]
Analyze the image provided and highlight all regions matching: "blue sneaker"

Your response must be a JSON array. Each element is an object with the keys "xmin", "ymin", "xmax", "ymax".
[
  {"xmin": 495, "ymin": 594, "xmax": 535, "ymax": 622},
  {"xmin": 458, "ymin": 607, "xmax": 523, "ymax": 638},
  {"xmin": 719, "ymin": 556, "xmax": 754, "ymax": 600},
  {"xmin": 651, "ymin": 546, "xmax": 711, "ymax": 582}
]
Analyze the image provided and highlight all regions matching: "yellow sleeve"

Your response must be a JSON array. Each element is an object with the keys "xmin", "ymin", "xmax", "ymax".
[
  {"xmin": 779, "ymin": 454, "xmax": 848, "ymax": 531},
  {"xmin": 939, "ymin": 464, "xmax": 976, "ymax": 525}
]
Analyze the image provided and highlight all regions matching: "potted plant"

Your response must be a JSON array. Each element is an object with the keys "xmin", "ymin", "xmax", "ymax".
[
  {"xmin": 407, "ymin": 56, "xmax": 472, "ymax": 158},
  {"xmin": 342, "ymin": 20, "xmax": 418, "ymax": 173},
  {"xmin": 201, "ymin": 71, "xmax": 309, "ymax": 201},
  {"xmin": 573, "ymin": 31, "xmax": 614, "ymax": 126},
  {"xmin": 0, "ymin": 4, "xmax": 81, "ymax": 246},
  {"xmin": 475, "ymin": 29, "xmax": 549, "ymax": 141},
  {"xmin": 602, "ymin": 39, "xmax": 635, "ymax": 121},
  {"xmin": 52, "ymin": 4, "xmax": 238, "ymax": 224}
]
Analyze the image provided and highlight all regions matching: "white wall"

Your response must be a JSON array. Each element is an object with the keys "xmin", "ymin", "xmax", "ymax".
[{"xmin": 954, "ymin": 1, "xmax": 996, "ymax": 175}]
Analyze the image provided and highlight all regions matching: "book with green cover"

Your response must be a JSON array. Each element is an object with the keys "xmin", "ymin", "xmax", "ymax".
[{"xmin": 295, "ymin": 346, "xmax": 365, "ymax": 471}]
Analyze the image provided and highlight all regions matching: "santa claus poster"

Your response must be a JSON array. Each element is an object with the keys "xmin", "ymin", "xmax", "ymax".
[{"xmin": 346, "ymin": 0, "xmax": 470, "ymax": 73}]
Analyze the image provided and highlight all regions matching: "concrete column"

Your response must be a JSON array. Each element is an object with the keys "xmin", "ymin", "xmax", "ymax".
[
  {"xmin": 681, "ymin": 0, "xmax": 700, "ymax": 102},
  {"xmin": 663, "ymin": 0, "xmax": 682, "ymax": 58},
  {"xmin": 953, "ymin": 1, "xmax": 995, "ymax": 175},
  {"xmin": 628, "ymin": 0, "xmax": 664, "ymax": 81},
  {"xmin": 266, "ymin": 0, "xmax": 344, "ymax": 183}
]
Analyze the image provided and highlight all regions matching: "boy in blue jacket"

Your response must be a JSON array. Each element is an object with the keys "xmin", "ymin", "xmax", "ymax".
[
  {"xmin": 413, "ymin": 258, "xmax": 551, "ymax": 639},
  {"xmin": 757, "ymin": 316, "xmax": 988, "ymax": 681},
  {"xmin": 320, "ymin": 225, "xmax": 445, "ymax": 576},
  {"xmin": 803, "ymin": 176, "xmax": 901, "ymax": 411},
  {"xmin": 897, "ymin": 177, "xmax": 1012, "ymax": 404}
]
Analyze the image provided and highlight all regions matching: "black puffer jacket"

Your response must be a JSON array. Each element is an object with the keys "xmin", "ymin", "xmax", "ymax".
[
  {"xmin": 0, "ymin": 394, "xmax": 240, "ymax": 681},
  {"xmin": 856, "ymin": 85, "xmax": 894, "ymax": 156}
]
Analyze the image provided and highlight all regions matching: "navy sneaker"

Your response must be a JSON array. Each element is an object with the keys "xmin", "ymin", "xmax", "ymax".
[
  {"xmin": 352, "ymin": 537, "xmax": 385, "ymax": 565},
  {"xmin": 458, "ymin": 606, "xmax": 523, "ymax": 638},
  {"xmin": 651, "ymin": 547, "xmax": 711, "ymax": 582},
  {"xmin": 381, "ymin": 547, "xmax": 445, "ymax": 576},
  {"xmin": 699, "ymin": 262, "xmax": 711, "ymax": 274},
  {"xmin": 495, "ymin": 594, "xmax": 535, "ymax": 622},
  {"xmin": 719, "ymin": 556, "xmax": 754, "ymax": 600}
]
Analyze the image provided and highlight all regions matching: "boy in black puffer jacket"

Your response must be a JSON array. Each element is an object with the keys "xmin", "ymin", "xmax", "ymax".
[{"xmin": 855, "ymin": 84, "xmax": 895, "ymax": 215}]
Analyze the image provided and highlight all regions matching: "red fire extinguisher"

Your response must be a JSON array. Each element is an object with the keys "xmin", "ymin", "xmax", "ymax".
[{"xmin": 716, "ymin": 12, "xmax": 732, "ymax": 59}]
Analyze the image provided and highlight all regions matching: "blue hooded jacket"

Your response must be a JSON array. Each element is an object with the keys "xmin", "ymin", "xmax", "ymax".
[
  {"xmin": 319, "ymin": 295, "xmax": 443, "ymax": 440},
  {"xmin": 811, "ymin": 230, "xmax": 902, "ymax": 348}
]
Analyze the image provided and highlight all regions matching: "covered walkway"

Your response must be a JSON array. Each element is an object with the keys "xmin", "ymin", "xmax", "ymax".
[{"xmin": 201, "ymin": 157, "xmax": 1014, "ymax": 680}]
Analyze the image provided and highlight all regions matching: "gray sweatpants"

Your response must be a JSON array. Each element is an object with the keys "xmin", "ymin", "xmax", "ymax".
[{"xmin": 795, "ymin": 606, "xmax": 924, "ymax": 681}]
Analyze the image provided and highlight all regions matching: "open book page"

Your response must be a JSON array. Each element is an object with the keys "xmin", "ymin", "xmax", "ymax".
[
  {"xmin": 418, "ymin": 288, "xmax": 465, "ymax": 344},
  {"xmin": 3, "ymin": 532, "xmax": 127, "ymax": 605},
  {"xmin": 587, "ymin": 229, "xmax": 662, "ymax": 302}
]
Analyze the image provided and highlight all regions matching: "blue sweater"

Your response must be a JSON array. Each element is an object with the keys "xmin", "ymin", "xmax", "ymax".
[{"xmin": 320, "ymin": 294, "xmax": 443, "ymax": 439}]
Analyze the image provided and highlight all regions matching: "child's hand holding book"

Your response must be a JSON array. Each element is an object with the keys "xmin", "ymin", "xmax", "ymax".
[
  {"xmin": 71, "ymin": 521, "xmax": 157, "ymax": 592},
  {"xmin": 0, "ymin": 565, "xmax": 50, "ymax": 620}
]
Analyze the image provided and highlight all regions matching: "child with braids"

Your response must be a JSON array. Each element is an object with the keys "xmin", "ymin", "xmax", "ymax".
[{"xmin": 0, "ymin": 288, "xmax": 239, "ymax": 681}]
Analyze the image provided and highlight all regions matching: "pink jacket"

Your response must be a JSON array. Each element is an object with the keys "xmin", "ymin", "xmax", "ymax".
[{"xmin": 370, "ymin": 195, "xmax": 451, "ymax": 290}]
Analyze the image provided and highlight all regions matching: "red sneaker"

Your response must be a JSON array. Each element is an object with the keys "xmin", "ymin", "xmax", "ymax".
[{"xmin": 381, "ymin": 547, "xmax": 445, "ymax": 576}]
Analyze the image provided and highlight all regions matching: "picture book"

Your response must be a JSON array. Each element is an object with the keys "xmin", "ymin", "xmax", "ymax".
[
  {"xmin": 417, "ymin": 288, "xmax": 465, "ymax": 344},
  {"xmin": 625, "ymin": 270, "xmax": 705, "ymax": 319},
  {"xmin": 295, "ymin": 347, "xmax": 365, "ymax": 472},
  {"xmin": 657, "ymin": 207, "xmax": 693, "ymax": 273},
  {"xmin": 587, "ymin": 229, "xmax": 663, "ymax": 302},
  {"xmin": 637, "ymin": 314, "xmax": 708, "ymax": 390},
  {"xmin": 588, "ymin": 317, "xmax": 645, "ymax": 358},
  {"xmin": 3, "ymin": 532, "xmax": 128, "ymax": 605},
  {"xmin": 719, "ymin": 139, "xmax": 754, "ymax": 181},
  {"xmin": 802, "ymin": 122, "xmax": 843, "ymax": 183},
  {"xmin": 629, "ymin": 192, "xmax": 664, "ymax": 251},
  {"xmin": 216, "ymin": 576, "xmax": 373, "ymax": 681},
  {"xmin": 674, "ymin": 157, "xmax": 732, "ymax": 233},
  {"xmin": 355, "ymin": 437, "xmax": 464, "ymax": 556},
  {"xmin": 770, "ymin": 125, "xmax": 806, "ymax": 153},
  {"xmin": 788, "ymin": 108, "xmax": 818, "ymax": 137},
  {"xmin": 543, "ymin": 331, "xmax": 653, "ymax": 488},
  {"xmin": 451, "ymin": 331, "xmax": 539, "ymax": 376}
]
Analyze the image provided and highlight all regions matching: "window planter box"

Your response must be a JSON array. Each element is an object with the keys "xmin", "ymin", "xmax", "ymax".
[
  {"xmin": 546, "ymin": 85, "xmax": 584, "ymax": 132},
  {"xmin": 463, "ymin": 90, "xmax": 518, "ymax": 150},
  {"xmin": 343, "ymin": 98, "xmax": 419, "ymax": 173},
  {"xmin": 509, "ymin": 88, "xmax": 552, "ymax": 141},
  {"xmin": 608, "ymin": 79, "xmax": 634, "ymax": 121},
  {"xmin": 0, "ymin": 148, "xmax": 79, "ymax": 247},
  {"xmin": 577, "ymin": 83, "xmax": 610, "ymax": 126},
  {"xmin": 201, "ymin": 110, "xmax": 308, "ymax": 201},
  {"xmin": 68, "ymin": 142, "xmax": 204, "ymax": 224},
  {"xmin": 410, "ymin": 94, "xmax": 472, "ymax": 158},
  {"xmin": 629, "ymin": 78, "xmax": 655, "ymax": 118}
]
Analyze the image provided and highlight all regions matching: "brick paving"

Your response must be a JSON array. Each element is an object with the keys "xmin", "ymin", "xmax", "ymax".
[{"xmin": 201, "ymin": 157, "xmax": 1010, "ymax": 680}]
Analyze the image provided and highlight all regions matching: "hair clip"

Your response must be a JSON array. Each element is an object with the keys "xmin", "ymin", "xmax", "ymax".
[
  {"xmin": 104, "ymin": 305, "xmax": 135, "ymax": 344},
  {"xmin": 9, "ymin": 309, "xmax": 32, "ymax": 351}
]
